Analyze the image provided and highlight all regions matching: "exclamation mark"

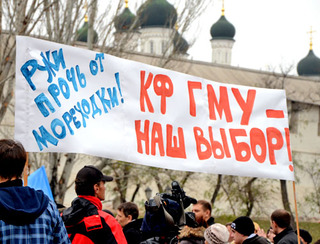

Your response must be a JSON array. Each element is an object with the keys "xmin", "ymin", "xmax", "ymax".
[
  {"xmin": 285, "ymin": 128, "xmax": 293, "ymax": 172},
  {"xmin": 114, "ymin": 72, "xmax": 124, "ymax": 103}
]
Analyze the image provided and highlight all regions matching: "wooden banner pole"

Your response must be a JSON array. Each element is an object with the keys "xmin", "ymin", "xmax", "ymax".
[
  {"xmin": 293, "ymin": 181, "xmax": 300, "ymax": 244},
  {"xmin": 23, "ymin": 152, "xmax": 29, "ymax": 186}
]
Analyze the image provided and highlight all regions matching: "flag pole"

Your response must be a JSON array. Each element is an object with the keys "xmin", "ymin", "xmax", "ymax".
[
  {"xmin": 23, "ymin": 152, "xmax": 29, "ymax": 186},
  {"xmin": 293, "ymin": 181, "xmax": 300, "ymax": 244}
]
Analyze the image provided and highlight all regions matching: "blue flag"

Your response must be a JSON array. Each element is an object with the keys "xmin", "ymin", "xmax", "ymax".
[{"xmin": 28, "ymin": 165, "xmax": 54, "ymax": 201}]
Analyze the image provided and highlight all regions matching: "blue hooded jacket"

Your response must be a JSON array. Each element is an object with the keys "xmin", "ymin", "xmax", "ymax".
[{"xmin": 0, "ymin": 179, "xmax": 49, "ymax": 225}]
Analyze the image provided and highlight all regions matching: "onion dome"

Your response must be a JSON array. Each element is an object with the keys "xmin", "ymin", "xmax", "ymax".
[
  {"xmin": 137, "ymin": 0, "xmax": 177, "ymax": 28},
  {"xmin": 297, "ymin": 29, "xmax": 320, "ymax": 77},
  {"xmin": 173, "ymin": 32, "xmax": 189, "ymax": 54},
  {"xmin": 210, "ymin": 8, "xmax": 235, "ymax": 40},
  {"xmin": 76, "ymin": 17, "xmax": 98, "ymax": 43},
  {"xmin": 297, "ymin": 49, "xmax": 320, "ymax": 76},
  {"xmin": 114, "ymin": 2, "xmax": 136, "ymax": 31}
]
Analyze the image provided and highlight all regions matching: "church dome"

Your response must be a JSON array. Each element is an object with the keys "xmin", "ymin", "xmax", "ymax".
[
  {"xmin": 76, "ymin": 21, "xmax": 98, "ymax": 43},
  {"xmin": 137, "ymin": 0, "xmax": 177, "ymax": 28},
  {"xmin": 114, "ymin": 7, "xmax": 136, "ymax": 31},
  {"xmin": 173, "ymin": 32, "xmax": 189, "ymax": 54},
  {"xmin": 210, "ymin": 15, "xmax": 235, "ymax": 40},
  {"xmin": 297, "ymin": 49, "xmax": 320, "ymax": 77}
]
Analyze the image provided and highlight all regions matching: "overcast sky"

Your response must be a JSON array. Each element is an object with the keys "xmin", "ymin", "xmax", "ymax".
[
  {"xmin": 184, "ymin": 0, "xmax": 320, "ymax": 75},
  {"xmin": 123, "ymin": 0, "xmax": 320, "ymax": 75}
]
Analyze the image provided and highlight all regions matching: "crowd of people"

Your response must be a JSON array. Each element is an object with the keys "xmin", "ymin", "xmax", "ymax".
[{"xmin": 0, "ymin": 139, "xmax": 317, "ymax": 244}]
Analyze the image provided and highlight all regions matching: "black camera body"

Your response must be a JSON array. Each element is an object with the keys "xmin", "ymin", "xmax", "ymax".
[{"xmin": 141, "ymin": 181, "xmax": 197, "ymax": 243}]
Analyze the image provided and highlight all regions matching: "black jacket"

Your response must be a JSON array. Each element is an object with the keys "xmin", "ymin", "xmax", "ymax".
[
  {"xmin": 243, "ymin": 234, "xmax": 270, "ymax": 244},
  {"xmin": 123, "ymin": 218, "xmax": 143, "ymax": 244},
  {"xmin": 274, "ymin": 227, "xmax": 298, "ymax": 244},
  {"xmin": 207, "ymin": 216, "xmax": 215, "ymax": 226}
]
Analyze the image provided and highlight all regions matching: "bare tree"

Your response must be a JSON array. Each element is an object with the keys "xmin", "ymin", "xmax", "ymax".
[
  {"xmin": 1, "ymin": 0, "xmax": 220, "ymax": 207},
  {"xmin": 261, "ymin": 64, "xmax": 297, "ymax": 217},
  {"xmin": 210, "ymin": 174, "xmax": 222, "ymax": 206},
  {"xmin": 221, "ymin": 176, "xmax": 271, "ymax": 216}
]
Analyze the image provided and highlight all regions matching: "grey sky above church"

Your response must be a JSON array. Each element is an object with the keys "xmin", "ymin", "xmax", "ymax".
[
  {"xmin": 185, "ymin": 0, "xmax": 320, "ymax": 75},
  {"xmin": 123, "ymin": 0, "xmax": 319, "ymax": 75}
]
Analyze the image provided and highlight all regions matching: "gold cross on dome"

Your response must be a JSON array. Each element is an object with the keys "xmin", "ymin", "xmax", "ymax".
[
  {"xmin": 221, "ymin": 0, "xmax": 225, "ymax": 16},
  {"xmin": 307, "ymin": 26, "xmax": 316, "ymax": 50},
  {"xmin": 83, "ymin": 0, "xmax": 88, "ymax": 22}
]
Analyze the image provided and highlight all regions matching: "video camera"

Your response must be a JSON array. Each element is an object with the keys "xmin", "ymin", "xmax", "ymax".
[{"xmin": 141, "ymin": 181, "xmax": 198, "ymax": 243}]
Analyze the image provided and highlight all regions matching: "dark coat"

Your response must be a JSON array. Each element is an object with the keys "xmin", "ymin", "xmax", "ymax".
[
  {"xmin": 207, "ymin": 216, "xmax": 215, "ymax": 226},
  {"xmin": 274, "ymin": 227, "xmax": 298, "ymax": 244},
  {"xmin": 123, "ymin": 218, "xmax": 143, "ymax": 244},
  {"xmin": 243, "ymin": 234, "xmax": 271, "ymax": 244}
]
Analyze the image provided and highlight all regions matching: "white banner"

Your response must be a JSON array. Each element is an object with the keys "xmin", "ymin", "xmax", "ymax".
[{"xmin": 15, "ymin": 36, "xmax": 294, "ymax": 181}]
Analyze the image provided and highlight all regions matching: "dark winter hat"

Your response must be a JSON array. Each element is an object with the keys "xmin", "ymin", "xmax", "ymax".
[
  {"xmin": 296, "ymin": 229, "xmax": 312, "ymax": 244},
  {"xmin": 231, "ymin": 216, "xmax": 255, "ymax": 236},
  {"xmin": 76, "ymin": 165, "xmax": 113, "ymax": 185}
]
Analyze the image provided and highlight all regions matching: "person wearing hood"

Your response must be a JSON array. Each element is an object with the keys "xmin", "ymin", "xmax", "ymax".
[
  {"xmin": 0, "ymin": 139, "xmax": 70, "ymax": 243},
  {"xmin": 62, "ymin": 165, "xmax": 127, "ymax": 243}
]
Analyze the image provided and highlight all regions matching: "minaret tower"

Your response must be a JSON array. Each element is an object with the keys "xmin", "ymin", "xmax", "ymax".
[{"xmin": 210, "ymin": 0, "xmax": 235, "ymax": 65}]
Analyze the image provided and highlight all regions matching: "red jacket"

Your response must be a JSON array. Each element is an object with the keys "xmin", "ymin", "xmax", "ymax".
[{"xmin": 62, "ymin": 195, "xmax": 127, "ymax": 244}]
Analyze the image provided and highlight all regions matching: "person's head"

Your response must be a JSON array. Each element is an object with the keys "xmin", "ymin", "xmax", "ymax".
[
  {"xmin": 267, "ymin": 227, "xmax": 275, "ymax": 243},
  {"xmin": 192, "ymin": 200, "xmax": 212, "ymax": 226},
  {"xmin": 270, "ymin": 209, "xmax": 291, "ymax": 234},
  {"xmin": 204, "ymin": 223, "xmax": 229, "ymax": 244},
  {"xmin": 0, "ymin": 139, "xmax": 26, "ymax": 182},
  {"xmin": 75, "ymin": 165, "xmax": 113, "ymax": 201},
  {"xmin": 295, "ymin": 229, "xmax": 312, "ymax": 244},
  {"xmin": 225, "ymin": 222, "xmax": 234, "ymax": 242},
  {"xmin": 314, "ymin": 239, "xmax": 320, "ymax": 244},
  {"xmin": 230, "ymin": 216, "xmax": 255, "ymax": 244},
  {"xmin": 253, "ymin": 222, "xmax": 260, "ymax": 234},
  {"xmin": 116, "ymin": 202, "xmax": 139, "ymax": 227}
]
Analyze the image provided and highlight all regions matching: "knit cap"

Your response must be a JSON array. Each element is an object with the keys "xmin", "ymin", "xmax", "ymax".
[
  {"xmin": 204, "ymin": 223, "xmax": 229, "ymax": 244},
  {"xmin": 231, "ymin": 216, "xmax": 254, "ymax": 236}
]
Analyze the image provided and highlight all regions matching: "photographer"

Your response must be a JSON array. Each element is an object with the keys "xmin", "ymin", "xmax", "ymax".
[{"xmin": 140, "ymin": 181, "xmax": 198, "ymax": 244}]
